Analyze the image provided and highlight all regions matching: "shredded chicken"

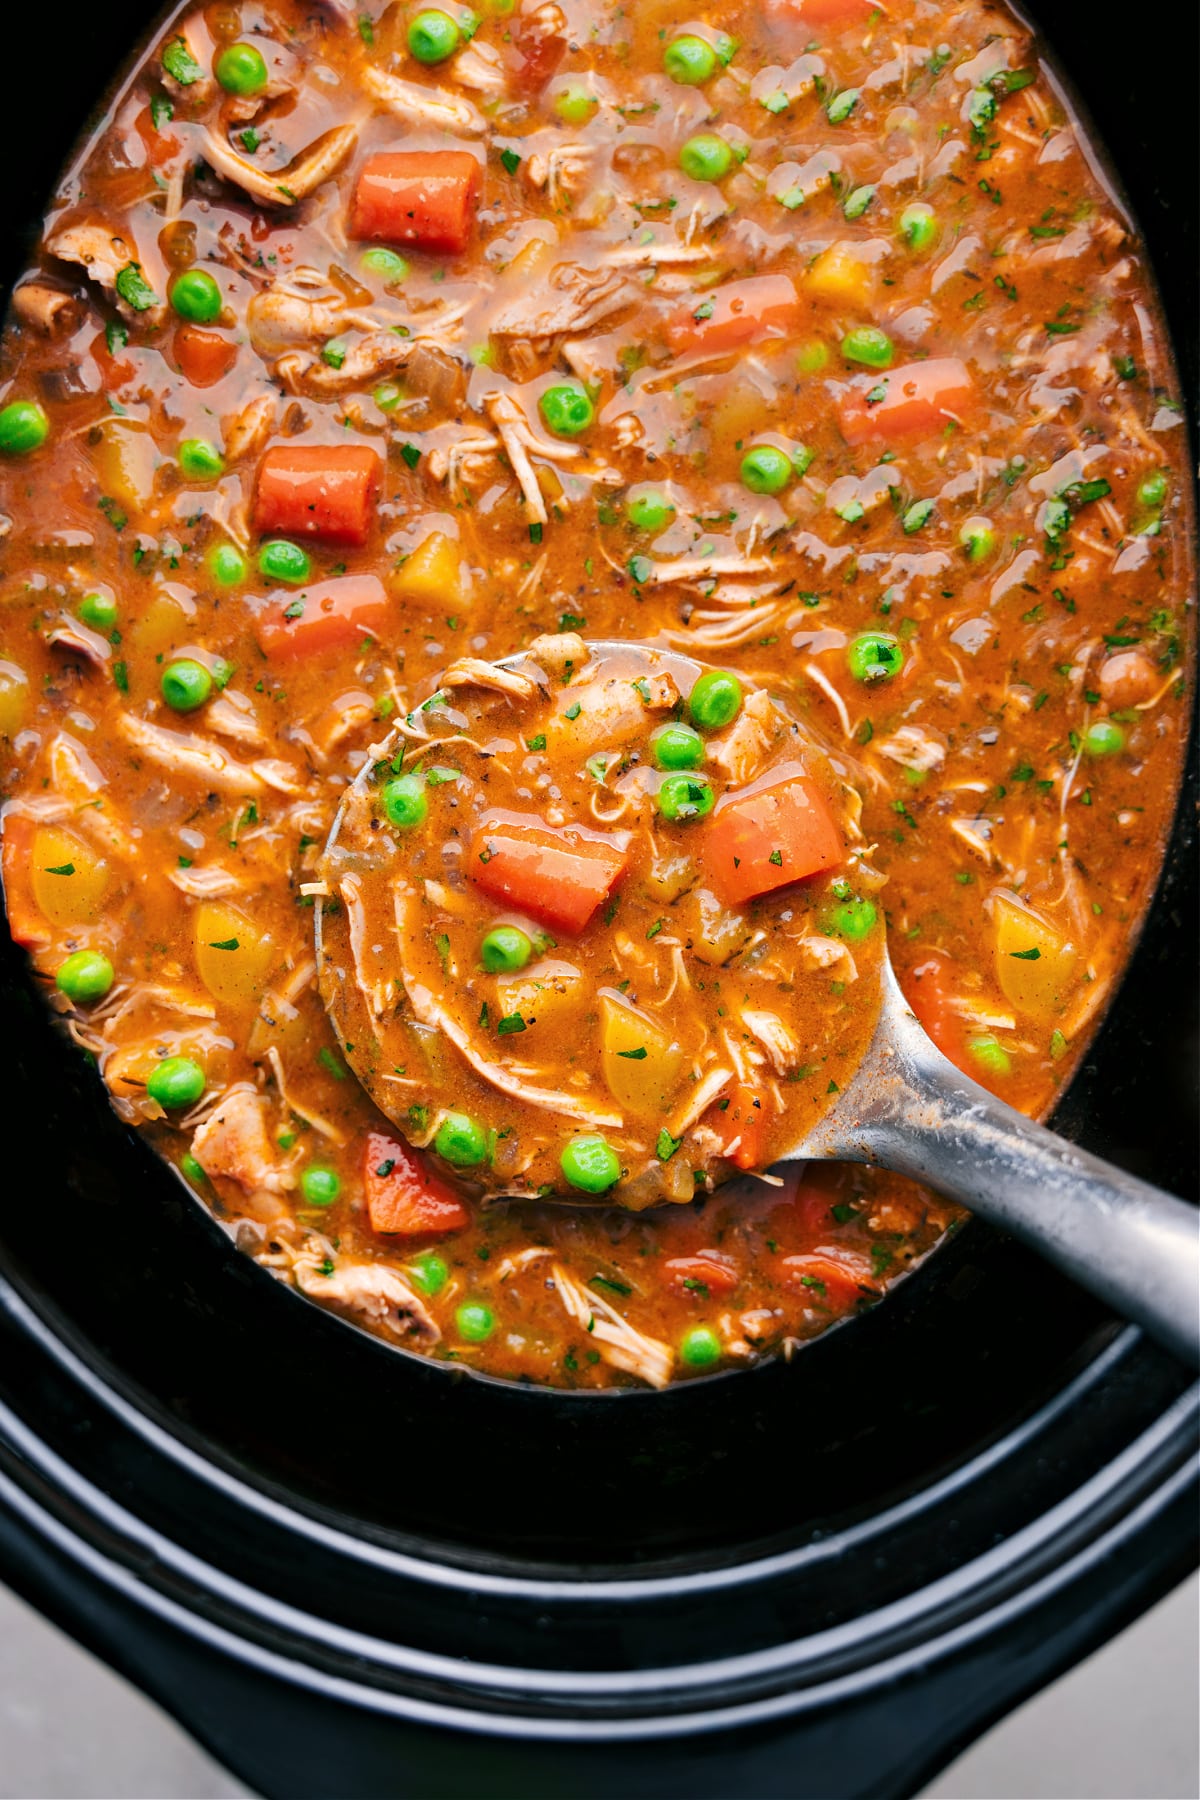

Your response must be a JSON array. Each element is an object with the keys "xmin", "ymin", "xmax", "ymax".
[
  {"xmin": 47, "ymin": 615, "xmax": 111, "ymax": 670},
  {"xmin": 273, "ymin": 331, "xmax": 420, "ymax": 395},
  {"xmin": 428, "ymin": 431, "xmax": 499, "ymax": 497},
  {"xmin": 669, "ymin": 1065, "xmax": 735, "ymax": 1138},
  {"xmin": 116, "ymin": 713, "xmax": 266, "ymax": 793},
  {"xmin": 484, "ymin": 390, "xmax": 580, "ymax": 524},
  {"xmin": 360, "ymin": 64, "xmax": 486, "ymax": 133},
  {"xmin": 201, "ymin": 123, "xmax": 358, "ymax": 208},
  {"xmin": 294, "ymin": 1249, "xmax": 439, "ymax": 1344},
  {"xmin": 247, "ymin": 289, "xmax": 381, "ymax": 353},
  {"xmin": 222, "ymin": 394, "xmax": 277, "ymax": 464},
  {"xmin": 439, "ymin": 656, "xmax": 547, "ymax": 702},
  {"xmin": 877, "ymin": 724, "xmax": 946, "ymax": 774},
  {"xmin": 453, "ymin": 41, "xmax": 508, "ymax": 94},
  {"xmin": 551, "ymin": 1263, "xmax": 673, "ymax": 1389},
  {"xmin": 206, "ymin": 691, "xmax": 269, "ymax": 750},
  {"xmin": 169, "ymin": 865, "xmax": 246, "ymax": 898},
  {"xmin": 191, "ymin": 1086, "xmax": 292, "ymax": 1194},
  {"xmin": 741, "ymin": 1011, "xmax": 801, "ymax": 1075},
  {"xmin": 45, "ymin": 222, "xmax": 166, "ymax": 327},
  {"xmin": 707, "ymin": 690, "xmax": 779, "ymax": 785},
  {"xmin": 489, "ymin": 263, "xmax": 636, "ymax": 377}
]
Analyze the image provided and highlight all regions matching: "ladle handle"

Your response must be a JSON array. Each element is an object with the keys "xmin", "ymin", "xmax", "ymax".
[{"xmin": 859, "ymin": 1051, "xmax": 1200, "ymax": 1369}]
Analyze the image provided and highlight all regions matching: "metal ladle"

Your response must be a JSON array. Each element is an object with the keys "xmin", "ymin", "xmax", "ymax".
[
  {"xmin": 320, "ymin": 641, "xmax": 1199, "ymax": 1367},
  {"xmin": 790, "ymin": 948, "xmax": 1199, "ymax": 1367}
]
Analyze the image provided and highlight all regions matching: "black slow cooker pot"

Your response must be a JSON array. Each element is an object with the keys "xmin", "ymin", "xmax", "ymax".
[{"xmin": 0, "ymin": 5, "xmax": 1195, "ymax": 1795}]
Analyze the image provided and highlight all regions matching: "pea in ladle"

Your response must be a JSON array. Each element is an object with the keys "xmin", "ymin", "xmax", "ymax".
[{"xmin": 320, "ymin": 639, "xmax": 1199, "ymax": 1368}]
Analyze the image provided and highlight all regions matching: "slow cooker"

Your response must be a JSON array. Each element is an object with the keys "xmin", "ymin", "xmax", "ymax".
[{"xmin": 0, "ymin": 3, "xmax": 1195, "ymax": 1794}]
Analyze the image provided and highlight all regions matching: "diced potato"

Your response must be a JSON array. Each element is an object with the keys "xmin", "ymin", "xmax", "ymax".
[
  {"xmin": 496, "ymin": 957, "xmax": 585, "ymax": 1031},
  {"xmin": 92, "ymin": 419, "xmax": 159, "ymax": 514},
  {"xmin": 545, "ymin": 676, "xmax": 667, "ymax": 759},
  {"xmin": 708, "ymin": 380, "xmax": 773, "ymax": 460},
  {"xmin": 681, "ymin": 886, "xmax": 749, "ymax": 966},
  {"xmin": 30, "ymin": 826, "xmax": 111, "ymax": 925},
  {"xmin": 0, "ymin": 660, "xmax": 30, "ymax": 738},
  {"xmin": 599, "ymin": 990, "xmax": 684, "ymax": 1119},
  {"xmin": 805, "ymin": 245, "xmax": 876, "ymax": 309},
  {"xmin": 391, "ymin": 531, "xmax": 463, "ymax": 606},
  {"xmin": 991, "ymin": 892, "xmax": 1077, "ymax": 1016},
  {"xmin": 194, "ymin": 901, "xmax": 276, "ymax": 1010},
  {"xmin": 642, "ymin": 851, "xmax": 695, "ymax": 904},
  {"xmin": 127, "ymin": 588, "xmax": 195, "ymax": 662}
]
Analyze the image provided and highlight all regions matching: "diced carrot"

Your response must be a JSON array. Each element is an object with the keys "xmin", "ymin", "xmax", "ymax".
[
  {"xmin": 903, "ymin": 953, "xmax": 972, "ymax": 1076},
  {"xmin": 0, "ymin": 815, "xmax": 50, "ymax": 950},
  {"xmin": 782, "ymin": 1252, "xmax": 869, "ymax": 1310},
  {"xmin": 174, "ymin": 326, "xmax": 237, "ymax": 389},
  {"xmin": 513, "ymin": 10, "xmax": 567, "ymax": 91},
  {"xmin": 468, "ymin": 816, "xmax": 627, "ymax": 934},
  {"xmin": 721, "ymin": 1081, "xmax": 767, "ymax": 1171},
  {"xmin": 363, "ymin": 1131, "xmax": 469, "ymax": 1236},
  {"xmin": 253, "ymin": 445, "xmax": 381, "ymax": 547},
  {"xmin": 838, "ymin": 358, "xmax": 976, "ymax": 446},
  {"xmin": 255, "ymin": 575, "xmax": 390, "ymax": 661},
  {"xmin": 350, "ymin": 151, "xmax": 481, "ymax": 256},
  {"xmin": 666, "ymin": 274, "xmax": 801, "ymax": 357},
  {"xmin": 702, "ymin": 761, "xmax": 843, "ymax": 907},
  {"xmin": 664, "ymin": 1254, "xmax": 740, "ymax": 1297}
]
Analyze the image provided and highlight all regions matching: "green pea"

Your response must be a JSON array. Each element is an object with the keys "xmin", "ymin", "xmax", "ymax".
[
  {"xmin": 664, "ymin": 35, "xmax": 717, "ymax": 84},
  {"xmin": 481, "ymin": 924, "xmax": 532, "ymax": 972},
  {"xmin": 1082, "ymin": 719, "xmax": 1125, "ymax": 757},
  {"xmin": 1137, "ymin": 471, "xmax": 1167, "ymax": 509},
  {"xmin": 829, "ymin": 898, "xmax": 877, "ymax": 940},
  {"xmin": 847, "ymin": 632, "xmax": 903, "ymax": 683},
  {"xmin": 898, "ymin": 202, "xmax": 938, "ymax": 253},
  {"xmin": 657, "ymin": 772, "xmax": 714, "ymax": 822},
  {"xmin": 539, "ymin": 383, "xmax": 594, "ymax": 437},
  {"xmin": 841, "ymin": 326, "xmax": 893, "ymax": 368},
  {"xmin": 740, "ymin": 444, "xmax": 792, "ymax": 496},
  {"xmin": 180, "ymin": 1152, "xmax": 208, "ymax": 1188},
  {"xmin": 560, "ymin": 1134, "xmax": 621, "ymax": 1193},
  {"xmin": 968, "ymin": 1035, "xmax": 1012, "ymax": 1079},
  {"xmin": 792, "ymin": 444, "xmax": 814, "ymax": 478},
  {"xmin": 146, "ymin": 1056, "xmax": 206, "ymax": 1110},
  {"xmin": 0, "ymin": 400, "xmax": 49, "ymax": 456},
  {"xmin": 215, "ymin": 41, "xmax": 269, "ymax": 95},
  {"xmin": 554, "ymin": 83, "xmax": 597, "ymax": 124},
  {"xmin": 207, "ymin": 543, "xmax": 247, "ymax": 587},
  {"xmin": 625, "ymin": 489, "xmax": 673, "ymax": 531},
  {"xmin": 435, "ymin": 1111, "xmax": 489, "ymax": 1168},
  {"xmin": 178, "ymin": 437, "xmax": 225, "ymax": 480},
  {"xmin": 680, "ymin": 133, "xmax": 733, "ymax": 181},
  {"xmin": 78, "ymin": 591, "xmax": 118, "ymax": 630},
  {"xmin": 170, "ymin": 268, "xmax": 223, "ymax": 324},
  {"xmin": 361, "ymin": 247, "xmax": 410, "ymax": 282},
  {"xmin": 300, "ymin": 1165, "xmax": 341, "ymax": 1206},
  {"xmin": 408, "ymin": 9, "xmax": 460, "ymax": 61},
  {"xmin": 161, "ymin": 658, "xmax": 214, "ymax": 713},
  {"xmin": 651, "ymin": 723, "xmax": 704, "ymax": 771},
  {"xmin": 959, "ymin": 519, "xmax": 995, "ymax": 562},
  {"xmin": 843, "ymin": 183, "xmax": 875, "ymax": 220},
  {"xmin": 407, "ymin": 1251, "xmax": 450, "ymax": 1297},
  {"xmin": 382, "ymin": 773, "xmax": 428, "ymax": 830},
  {"xmin": 55, "ymin": 949, "xmax": 114, "ymax": 1004},
  {"xmin": 456, "ymin": 1300, "xmax": 495, "ymax": 1341},
  {"xmin": 257, "ymin": 539, "xmax": 311, "ymax": 585},
  {"xmin": 796, "ymin": 340, "xmax": 829, "ymax": 374},
  {"xmin": 680, "ymin": 1325, "xmax": 722, "ymax": 1368},
  {"xmin": 902, "ymin": 499, "xmax": 934, "ymax": 534},
  {"xmin": 689, "ymin": 669, "xmax": 743, "ymax": 731}
]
